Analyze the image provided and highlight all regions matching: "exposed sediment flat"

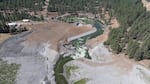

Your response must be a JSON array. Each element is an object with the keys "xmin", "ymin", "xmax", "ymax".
[{"xmin": 65, "ymin": 43, "xmax": 150, "ymax": 84}]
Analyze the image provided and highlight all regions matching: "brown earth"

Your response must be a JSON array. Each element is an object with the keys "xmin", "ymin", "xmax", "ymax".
[
  {"xmin": 80, "ymin": 53, "xmax": 135, "ymax": 74},
  {"xmin": 25, "ymin": 21, "xmax": 74, "ymax": 50},
  {"xmin": 110, "ymin": 17, "xmax": 120, "ymax": 28},
  {"xmin": 142, "ymin": 0, "xmax": 150, "ymax": 11},
  {"xmin": 67, "ymin": 25, "xmax": 94, "ymax": 38},
  {"xmin": 86, "ymin": 26, "xmax": 110, "ymax": 48},
  {"xmin": 139, "ymin": 60, "xmax": 150, "ymax": 68},
  {"xmin": 0, "ymin": 34, "xmax": 11, "ymax": 43},
  {"xmin": 24, "ymin": 21, "xmax": 94, "ymax": 50}
]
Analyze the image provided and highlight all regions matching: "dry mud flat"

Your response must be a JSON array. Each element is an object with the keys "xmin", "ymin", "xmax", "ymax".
[
  {"xmin": 0, "ymin": 31, "xmax": 47, "ymax": 84},
  {"xmin": 0, "ymin": 31, "xmax": 60, "ymax": 84},
  {"xmin": 0, "ymin": 21, "xmax": 74, "ymax": 84},
  {"xmin": 0, "ymin": 20, "xmax": 97, "ymax": 84},
  {"xmin": 65, "ymin": 43, "xmax": 150, "ymax": 84}
]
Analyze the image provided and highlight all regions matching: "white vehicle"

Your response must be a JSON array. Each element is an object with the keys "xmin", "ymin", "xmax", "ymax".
[{"xmin": 22, "ymin": 19, "xmax": 30, "ymax": 22}]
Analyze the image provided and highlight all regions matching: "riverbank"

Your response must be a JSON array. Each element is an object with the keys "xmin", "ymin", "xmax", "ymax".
[
  {"xmin": 64, "ymin": 39, "xmax": 150, "ymax": 84},
  {"xmin": 0, "ymin": 21, "xmax": 75, "ymax": 84},
  {"xmin": 63, "ymin": 20, "xmax": 150, "ymax": 84}
]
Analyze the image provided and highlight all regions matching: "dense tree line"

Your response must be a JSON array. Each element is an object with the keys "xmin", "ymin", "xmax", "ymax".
[
  {"xmin": 0, "ymin": 0, "xmax": 45, "ymax": 21},
  {"xmin": 0, "ymin": 13, "xmax": 9, "ymax": 33},
  {"xmin": 48, "ymin": 0, "xmax": 99, "ymax": 13},
  {"xmin": 0, "ymin": 0, "xmax": 45, "ymax": 11},
  {"xmin": 48, "ymin": 0, "xmax": 150, "ymax": 60},
  {"xmin": 100, "ymin": 0, "xmax": 150, "ymax": 60},
  {"xmin": 0, "ymin": 0, "xmax": 46, "ymax": 21}
]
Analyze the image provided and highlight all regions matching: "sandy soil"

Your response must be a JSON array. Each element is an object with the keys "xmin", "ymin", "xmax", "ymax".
[
  {"xmin": 86, "ymin": 26, "xmax": 110, "ymax": 48},
  {"xmin": 0, "ymin": 34, "xmax": 11, "ymax": 43},
  {"xmin": 25, "ymin": 21, "xmax": 74, "ymax": 50},
  {"xmin": 24, "ymin": 21, "xmax": 94, "ymax": 50},
  {"xmin": 86, "ymin": 17, "xmax": 119, "ymax": 48},
  {"xmin": 66, "ymin": 60, "xmax": 150, "ymax": 84},
  {"xmin": 110, "ymin": 17, "xmax": 120, "ymax": 28},
  {"xmin": 85, "ymin": 43, "xmax": 134, "ymax": 73},
  {"xmin": 142, "ymin": 0, "xmax": 150, "ymax": 11},
  {"xmin": 139, "ymin": 60, "xmax": 150, "ymax": 68},
  {"xmin": 78, "ymin": 12, "xmax": 95, "ymax": 19},
  {"xmin": 67, "ymin": 25, "xmax": 94, "ymax": 38}
]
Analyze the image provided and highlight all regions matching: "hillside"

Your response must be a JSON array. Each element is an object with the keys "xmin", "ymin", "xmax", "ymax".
[
  {"xmin": 100, "ymin": 0, "xmax": 150, "ymax": 60},
  {"xmin": 47, "ymin": 0, "xmax": 150, "ymax": 60}
]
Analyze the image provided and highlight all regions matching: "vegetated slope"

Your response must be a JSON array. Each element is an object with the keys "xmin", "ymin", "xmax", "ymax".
[
  {"xmin": 100, "ymin": 0, "xmax": 150, "ymax": 60},
  {"xmin": 47, "ymin": 0, "xmax": 149, "ymax": 61}
]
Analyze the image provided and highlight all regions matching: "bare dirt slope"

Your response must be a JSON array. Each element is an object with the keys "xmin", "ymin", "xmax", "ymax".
[
  {"xmin": 110, "ymin": 17, "xmax": 120, "ymax": 28},
  {"xmin": 25, "ymin": 22, "xmax": 94, "ymax": 50},
  {"xmin": 142, "ymin": 0, "xmax": 150, "ymax": 11},
  {"xmin": 86, "ymin": 26, "xmax": 110, "ymax": 48},
  {"xmin": 0, "ymin": 34, "xmax": 11, "ymax": 43},
  {"xmin": 25, "ymin": 21, "xmax": 74, "ymax": 50}
]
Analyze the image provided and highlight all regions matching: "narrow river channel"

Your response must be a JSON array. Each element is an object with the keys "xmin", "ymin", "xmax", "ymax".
[{"xmin": 54, "ymin": 19, "xmax": 104, "ymax": 84}]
